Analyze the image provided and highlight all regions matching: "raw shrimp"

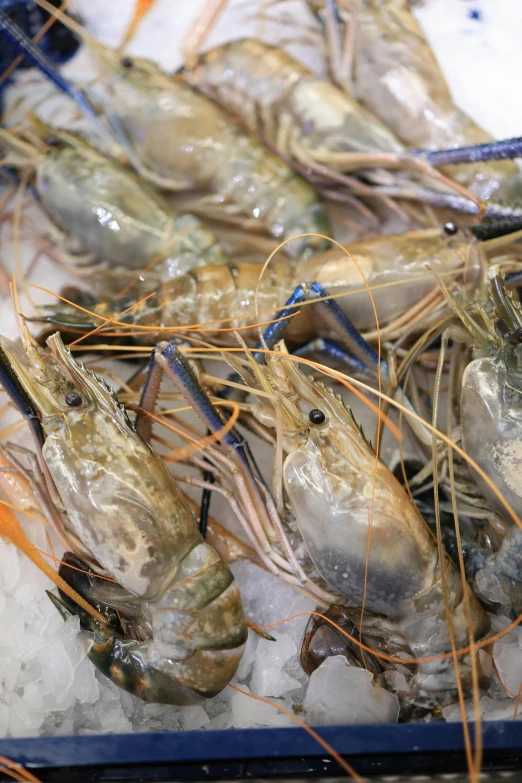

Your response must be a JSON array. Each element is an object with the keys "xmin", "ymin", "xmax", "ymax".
[
  {"xmin": 0, "ymin": 327, "xmax": 247, "ymax": 704},
  {"xmin": 3, "ymin": 2, "xmax": 331, "ymax": 258},
  {"xmin": 308, "ymin": 0, "xmax": 522, "ymax": 200},
  {"xmin": 98, "ymin": 54, "xmax": 331, "ymax": 258},
  {"xmin": 0, "ymin": 123, "xmax": 227, "ymax": 290},
  {"xmin": 437, "ymin": 266, "xmax": 522, "ymax": 615},
  {"xmin": 46, "ymin": 223, "xmax": 486, "ymax": 344},
  {"xmin": 171, "ymin": 339, "xmax": 491, "ymax": 707},
  {"xmin": 182, "ymin": 37, "xmax": 488, "ymax": 212}
]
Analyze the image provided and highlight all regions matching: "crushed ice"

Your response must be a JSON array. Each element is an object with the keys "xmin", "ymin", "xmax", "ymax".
[
  {"xmin": 1, "ymin": 491, "xmax": 521, "ymax": 736},
  {"xmin": 0, "ymin": 528, "xmax": 404, "ymax": 738}
]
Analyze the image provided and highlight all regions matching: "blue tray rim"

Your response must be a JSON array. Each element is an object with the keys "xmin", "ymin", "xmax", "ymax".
[{"xmin": 0, "ymin": 720, "xmax": 520, "ymax": 768}]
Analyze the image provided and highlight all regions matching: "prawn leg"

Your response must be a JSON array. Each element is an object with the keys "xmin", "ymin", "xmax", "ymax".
[
  {"xmin": 310, "ymin": 0, "xmax": 356, "ymax": 95},
  {"xmin": 183, "ymin": 0, "xmax": 230, "ymax": 68},
  {"xmin": 136, "ymin": 343, "xmax": 255, "ymax": 472},
  {"xmin": 134, "ymin": 353, "xmax": 217, "ymax": 539},
  {"xmin": 136, "ymin": 343, "xmax": 266, "ymax": 523},
  {"xmin": 292, "ymin": 338, "xmax": 372, "ymax": 377},
  {"xmin": 154, "ymin": 343, "xmax": 261, "ymax": 480},
  {"xmin": 198, "ymin": 451, "xmax": 214, "ymax": 538},
  {"xmin": 374, "ymin": 188, "xmax": 522, "ymax": 220},
  {"xmin": 254, "ymin": 281, "xmax": 386, "ymax": 379},
  {"xmin": 418, "ymin": 137, "xmax": 522, "ymax": 167}
]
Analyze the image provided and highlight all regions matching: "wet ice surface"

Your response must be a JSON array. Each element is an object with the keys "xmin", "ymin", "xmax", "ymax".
[
  {"xmin": 0, "ymin": 553, "xmax": 315, "ymax": 736},
  {"xmin": 1, "ymin": 0, "xmax": 522, "ymax": 739},
  {"xmin": 304, "ymin": 657, "xmax": 399, "ymax": 726}
]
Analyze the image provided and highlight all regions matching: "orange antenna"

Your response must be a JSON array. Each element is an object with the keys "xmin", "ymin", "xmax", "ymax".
[
  {"xmin": 120, "ymin": 0, "xmax": 157, "ymax": 49},
  {"xmin": 0, "ymin": 754, "xmax": 43, "ymax": 782},
  {"xmin": 0, "ymin": 501, "xmax": 107, "ymax": 626}
]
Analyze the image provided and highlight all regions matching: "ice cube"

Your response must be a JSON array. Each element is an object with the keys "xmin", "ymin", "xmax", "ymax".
[
  {"xmin": 384, "ymin": 670, "xmax": 410, "ymax": 695},
  {"xmin": 480, "ymin": 696, "xmax": 521, "ymax": 721},
  {"xmin": 0, "ymin": 541, "xmax": 21, "ymax": 591},
  {"xmin": 443, "ymin": 697, "xmax": 521, "ymax": 723},
  {"xmin": 17, "ymin": 634, "xmax": 49, "ymax": 664},
  {"xmin": 5, "ymin": 659, "xmax": 21, "ymax": 693},
  {"xmin": 37, "ymin": 638, "xmax": 74, "ymax": 705},
  {"xmin": 9, "ymin": 693, "xmax": 43, "ymax": 736},
  {"xmin": 100, "ymin": 705, "xmax": 133, "ymax": 734},
  {"xmin": 14, "ymin": 581, "xmax": 45, "ymax": 609},
  {"xmin": 0, "ymin": 704, "xmax": 9, "ymax": 738},
  {"xmin": 22, "ymin": 682, "xmax": 44, "ymax": 712},
  {"xmin": 230, "ymin": 685, "xmax": 293, "ymax": 728},
  {"xmin": 53, "ymin": 718, "xmax": 74, "ymax": 736},
  {"xmin": 442, "ymin": 701, "xmax": 473, "ymax": 722},
  {"xmin": 230, "ymin": 561, "xmax": 315, "ymax": 643},
  {"xmin": 475, "ymin": 566, "xmax": 511, "ymax": 609},
  {"xmin": 250, "ymin": 632, "xmax": 301, "ymax": 697},
  {"xmin": 493, "ymin": 626, "xmax": 522, "ymax": 695},
  {"xmin": 304, "ymin": 657, "xmax": 399, "ymax": 726},
  {"xmin": 57, "ymin": 616, "xmax": 91, "ymax": 668},
  {"xmin": 70, "ymin": 658, "xmax": 99, "ymax": 704},
  {"xmin": 207, "ymin": 710, "xmax": 233, "ymax": 730},
  {"xmin": 181, "ymin": 705, "xmax": 210, "ymax": 730},
  {"xmin": 236, "ymin": 632, "xmax": 258, "ymax": 682},
  {"xmin": 0, "ymin": 598, "xmax": 26, "ymax": 648}
]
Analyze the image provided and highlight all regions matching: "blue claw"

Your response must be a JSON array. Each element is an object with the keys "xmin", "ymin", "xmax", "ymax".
[
  {"xmin": 252, "ymin": 285, "xmax": 306, "ymax": 363},
  {"xmin": 254, "ymin": 281, "xmax": 389, "ymax": 380},
  {"xmin": 0, "ymin": 340, "xmax": 45, "ymax": 450},
  {"xmin": 306, "ymin": 281, "xmax": 386, "ymax": 376},
  {"xmin": 0, "ymin": 8, "xmax": 100, "ymax": 122},
  {"xmin": 505, "ymin": 270, "xmax": 522, "ymax": 290},
  {"xmin": 0, "ymin": 1, "xmax": 79, "ymax": 92},
  {"xmin": 154, "ymin": 340, "xmax": 269, "ymax": 515},
  {"xmin": 412, "ymin": 137, "xmax": 522, "ymax": 167},
  {"xmin": 156, "ymin": 342, "xmax": 239, "ymax": 450},
  {"xmin": 292, "ymin": 337, "xmax": 373, "ymax": 377}
]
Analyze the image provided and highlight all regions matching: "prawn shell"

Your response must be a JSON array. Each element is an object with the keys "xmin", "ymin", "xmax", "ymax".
[
  {"xmin": 350, "ymin": 0, "xmax": 522, "ymax": 198},
  {"xmin": 299, "ymin": 229, "xmax": 484, "ymax": 330},
  {"xmin": 37, "ymin": 147, "xmax": 225, "ymax": 275},
  {"xmin": 283, "ymin": 436, "xmax": 436, "ymax": 615}
]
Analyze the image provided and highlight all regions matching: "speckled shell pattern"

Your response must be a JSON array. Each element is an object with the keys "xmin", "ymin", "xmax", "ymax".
[
  {"xmin": 119, "ymin": 227, "xmax": 483, "ymax": 344},
  {"xmin": 42, "ymin": 403, "xmax": 247, "ymax": 702}
]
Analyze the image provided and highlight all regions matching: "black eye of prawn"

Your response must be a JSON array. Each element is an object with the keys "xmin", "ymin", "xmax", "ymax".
[
  {"xmin": 120, "ymin": 56, "xmax": 134, "ymax": 69},
  {"xmin": 515, "ymin": 328, "xmax": 522, "ymax": 343},
  {"xmin": 443, "ymin": 222, "xmax": 458, "ymax": 236},
  {"xmin": 65, "ymin": 391, "xmax": 83, "ymax": 407},
  {"xmin": 309, "ymin": 408, "xmax": 326, "ymax": 425}
]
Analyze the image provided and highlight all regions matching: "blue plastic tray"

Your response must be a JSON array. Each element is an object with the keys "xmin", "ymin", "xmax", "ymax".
[{"xmin": 0, "ymin": 721, "xmax": 521, "ymax": 781}]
